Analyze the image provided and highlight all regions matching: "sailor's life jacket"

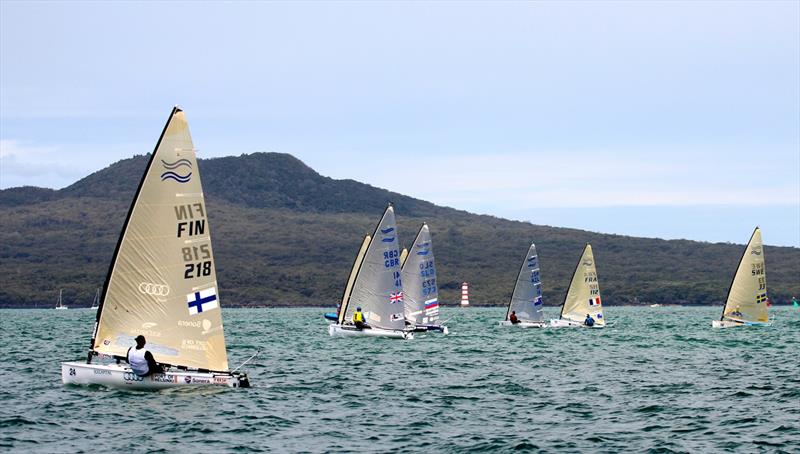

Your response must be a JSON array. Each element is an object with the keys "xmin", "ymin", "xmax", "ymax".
[
  {"xmin": 127, "ymin": 347, "xmax": 150, "ymax": 376},
  {"xmin": 353, "ymin": 311, "xmax": 364, "ymax": 323}
]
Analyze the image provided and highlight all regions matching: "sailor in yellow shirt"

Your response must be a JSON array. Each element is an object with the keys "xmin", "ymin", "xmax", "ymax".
[{"xmin": 352, "ymin": 306, "xmax": 370, "ymax": 330}]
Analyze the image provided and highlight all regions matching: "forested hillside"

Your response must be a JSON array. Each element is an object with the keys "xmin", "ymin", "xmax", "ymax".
[{"xmin": 1, "ymin": 153, "xmax": 798, "ymax": 308}]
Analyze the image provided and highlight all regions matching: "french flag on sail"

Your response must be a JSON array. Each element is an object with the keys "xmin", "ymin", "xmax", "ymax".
[
  {"xmin": 187, "ymin": 287, "xmax": 218, "ymax": 315},
  {"xmin": 588, "ymin": 297, "xmax": 601, "ymax": 306}
]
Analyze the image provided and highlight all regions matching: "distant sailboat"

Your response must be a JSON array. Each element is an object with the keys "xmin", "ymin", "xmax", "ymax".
[
  {"xmin": 401, "ymin": 224, "xmax": 448, "ymax": 334},
  {"xmin": 550, "ymin": 243, "xmax": 606, "ymax": 328},
  {"xmin": 499, "ymin": 243, "xmax": 545, "ymax": 328},
  {"xmin": 712, "ymin": 227, "xmax": 771, "ymax": 328},
  {"xmin": 55, "ymin": 289, "xmax": 68, "ymax": 310},
  {"xmin": 90, "ymin": 288, "xmax": 100, "ymax": 310},
  {"xmin": 460, "ymin": 282, "xmax": 470, "ymax": 307},
  {"xmin": 61, "ymin": 107, "xmax": 251, "ymax": 388},
  {"xmin": 329, "ymin": 204, "xmax": 412, "ymax": 339}
]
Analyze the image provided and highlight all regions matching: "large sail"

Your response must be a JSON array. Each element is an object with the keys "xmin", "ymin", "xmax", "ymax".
[
  {"xmin": 401, "ymin": 224, "xmax": 439, "ymax": 325},
  {"xmin": 338, "ymin": 234, "xmax": 371, "ymax": 324},
  {"xmin": 90, "ymin": 108, "xmax": 229, "ymax": 371},
  {"xmin": 560, "ymin": 244, "xmax": 605, "ymax": 326},
  {"xmin": 505, "ymin": 243, "xmax": 544, "ymax": 322},
  {"xmin": 340, "ymin": 205, "xmax": 405, "ymax": 330},
  {"xmin": 721, "ymin": 227, "xmax": 769, "ymax": 323}
]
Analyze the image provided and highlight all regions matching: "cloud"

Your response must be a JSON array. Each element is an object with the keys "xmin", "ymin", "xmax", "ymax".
[{"xmin": 0, "ymin": 139, "xmax": 87, "ymax": 188}]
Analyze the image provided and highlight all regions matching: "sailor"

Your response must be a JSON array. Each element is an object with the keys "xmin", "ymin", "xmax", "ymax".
[
  {"xmin": 127, "ymin": 335, "xmax": 164, "ymax": 377},
  {"xmin": 353, "ymin": 306, "xmax": 369, "ymax": 330},
  {"xmin": 584, "ymin": 314, "xmax": 595, "ymax": 327},
  {"xmin": 509, "ymin": 311, "xmax": 520, "ymax": 324}
]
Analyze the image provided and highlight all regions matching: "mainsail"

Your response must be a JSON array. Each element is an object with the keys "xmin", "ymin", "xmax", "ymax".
[
  {"xmin": 401, "ymin": 224, "xmax": 439, "ymax": 326},
  {"xmin": 505, "ymin": 243, "xmax": 544, "ymax": 322},
  {"xmin": 720, "ymin": 227, "xmax": 769, "ymax": 323},
  {"xmin": 89, "ymin": 107, "xmax": 229, "ymax": 372},
  {"xmin": 560, "ymin": 243, "xmax": 605, "ymax": 326},
  {"xmin": 338, "ymin": 205, "xmax": 405, "ymax": 331}
]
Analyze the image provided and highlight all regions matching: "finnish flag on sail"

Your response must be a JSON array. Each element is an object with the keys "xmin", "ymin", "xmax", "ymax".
[{"xmin": 187, "ymin": 287, "xmax": 218, "ymax": 315}]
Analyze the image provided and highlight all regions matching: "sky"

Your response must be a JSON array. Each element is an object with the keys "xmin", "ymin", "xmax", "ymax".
[{"xmin": 1, "ymin": 1, "xmax": 798, "ymax": 247}]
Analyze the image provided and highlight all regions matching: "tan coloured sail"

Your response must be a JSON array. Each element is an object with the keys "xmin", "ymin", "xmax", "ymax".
[
  {"xmin": 92, "ymin": 108, "xmax": 229, "ymax": 371},
  {"xmin": 338, "ymin": 234, "xmax": 372, "ymax": 324},
  {"xmin": 560, "ymin": 244, "xmax": 605, "ymax": 325},
  {"xmin": 721, "ymin": 228, "xmax": 769, "ymax": 323}
]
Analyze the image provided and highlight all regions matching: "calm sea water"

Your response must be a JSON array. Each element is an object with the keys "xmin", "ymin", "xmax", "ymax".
[{"xmin": 1, "ymin": 306, "xmax": 798, "ymax": 453}]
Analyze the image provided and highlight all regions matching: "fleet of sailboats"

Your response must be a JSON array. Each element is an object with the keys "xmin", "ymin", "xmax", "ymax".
[
  {"xmin": 45, "ymin": 105, "xmax": 780, "ymax": 392},
  {"xmin": 61, "ymin": 107, "xmax": 251, "ymax": 389},
  {"xmin": 328, "ymin": 204, "xmax": 412, "ymax": 339}
]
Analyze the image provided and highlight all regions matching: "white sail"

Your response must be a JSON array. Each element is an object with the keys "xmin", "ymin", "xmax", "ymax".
[
  {"xmin": 90, "ymin": 108, "xmax": 229, "ymax": 372},
  {"xmin": 505, "ymin": 243, "xmax": 544, "ymax": 322},
  {"xmin": 339, "ymin": 205, "xmax": 405, "ymax": 331},
  {"xmin": 55, "ymin": 289, "xmax": 67, "ymax": 310},
  {"xmin": 338, "ymin": 234, "xmax": 371, "ymax": 323},
  {"xmin": 559, "ymin": 244, "xmax": 605, "ymax": 326},
  {"xmin": 401, "ymin": 224, "xmax": 439, "ymax": 326},
  {"xmin": 90, "ymin": 288, "xmax": 100, "ymax": 309},
  {"xmin": 720, "ymin": 227, "xmax": 769, "ymax": 324}
]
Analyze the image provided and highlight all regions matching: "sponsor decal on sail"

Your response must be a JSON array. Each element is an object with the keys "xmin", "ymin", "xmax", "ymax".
[
  {"xmin": 138, "ymin": 282, "xmax": 170, "ymax": 296},
  {"xmin": 390, "ymin": 313, "xmax": 404, "ymax": 321},
  {"xmin": 187, "ymin": 287, "xmax": 218, "ymax": 315},
  {"xmin": 160, "ymin": 159, "xmax": 192, "ymax": 183}
]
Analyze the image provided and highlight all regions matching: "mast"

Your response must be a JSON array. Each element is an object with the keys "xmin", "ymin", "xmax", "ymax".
[
  {"xmin": 560, "ymin": 243, "xmax": 589, "ymax": 319},
  {"xmin": 719, "ymin": 227, "xmax": 760, "ymax": 321},
  {"xmin": 86, "ymin": 107, "xmax": 180, "ymax": 364}
]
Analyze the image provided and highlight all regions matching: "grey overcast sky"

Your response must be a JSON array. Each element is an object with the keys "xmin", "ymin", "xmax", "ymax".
[{"xmin": 1, "ymin": 1, "xmax": 798, "ymax": 246}]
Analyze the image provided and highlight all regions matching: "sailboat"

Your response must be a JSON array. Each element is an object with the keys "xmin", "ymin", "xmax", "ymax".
[
  {"xmin": 712, "ymin": 227, "xmax": 771, "ymax": 328},
  {"xmin": 329, "ymin": 204, "xmax": 412, "ymax": 339},
  {"xmin": 550, "ymin": 243, "xmax": 606, "ymax": 328},
  {"xmin": 499, "ymin": 243, "xmax": 545, "ymax": 328},
  {"xmin": 55, "ymin": 289, "xmax": 68, "ymax": 310},
  {"xmin": 400, "ymin": 224, "xmax": 448, "ymax": 334},
  {"xmin": 61, "ymin": 107, "xmax": 251, "ymax": 388},
  {"xmin": 90, "ymin": 288, "xmax": 100, "ymax": 310}
]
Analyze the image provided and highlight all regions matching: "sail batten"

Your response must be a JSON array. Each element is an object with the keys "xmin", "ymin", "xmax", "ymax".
[
  {"xmin": 401, "ymin": 224, "xmax": 439, "ymax": 326},
  {"xmin": 505, "ymin": 244, "xmax": 544, "ymax": 322},
  {"xmin": 720, "ymin": 227, "xmax": 769, "ymax": 323},
  {"xmin": 90, "ymin": 109, "xmax": 229, "ymax": 372},
  {"xmin": 560, "ymin": 244, "xmax": 605, "ymax": 325}
]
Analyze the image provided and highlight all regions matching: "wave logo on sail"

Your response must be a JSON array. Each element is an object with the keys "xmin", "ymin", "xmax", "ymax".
[
  {"xmin": 416, "ymin": 241, "xmax": 431, "ymax": 255},
  {"xmin": 751, "ymin": 246, "xmax": 762, "ymax": 256},
  {"xmin": 527, "ymin": 255, "xmax": 538, "ymax": 267},
  {"xmin": 160, "ymin": 159, "xmax": 192, "ymax": 183},
  {"xmin": 380, "ymin": 227, "xmax": 396, "ymax": 243},
  {"xmin": 583, "ymin": 258, "xmax": 593, "ymax": 266}
]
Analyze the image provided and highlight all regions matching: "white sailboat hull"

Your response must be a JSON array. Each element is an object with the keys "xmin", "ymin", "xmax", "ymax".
[
  {"xmin": 328, "ymin": 324, "xmax": 413, "ymax": 339},
  {"xmin": 548, "ymin": 318, "xmax": 604, "ymax": 329},
  {"xmin": 498, "ymin": 320, "xmax": 546, "ymax": 328},
  {"xmin": 55, "ymin": 306, "xmax": 68, "ymax": 310},
  {"xmin": 711, "ymin": 319, "xmax": 772, "ymax": 328},
  {"xmin": 61, "ymin": 362, "xmax": 249, "ymax": 389},
  {"xmin": 411, "ymin": 324, "xmax": 449, "ymax": 334}
]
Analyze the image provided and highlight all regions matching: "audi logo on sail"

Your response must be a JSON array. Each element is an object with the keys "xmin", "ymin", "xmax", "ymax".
[{"xmin": 139, "ymin": 283, "xmax": 170, "ymax": 296}]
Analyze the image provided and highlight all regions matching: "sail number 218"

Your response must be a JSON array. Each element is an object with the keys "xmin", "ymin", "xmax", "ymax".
[{"xmin": 182, "ymin": 245, "xmax": 212, "ymax": 279}]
